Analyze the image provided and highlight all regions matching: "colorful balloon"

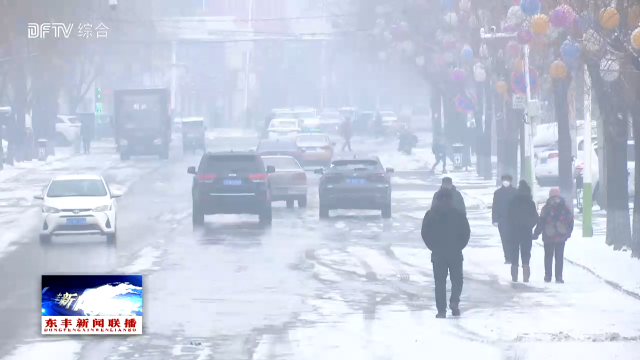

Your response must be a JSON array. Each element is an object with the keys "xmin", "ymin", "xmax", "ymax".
[
  {"xmin": 531, "ymin": 14, "xmax": 549, "ymax": 34},
  {"xmin": 599, "ymin": 7, "xmax": 620, "ymax": 29},
  {"xmin": 631, "ymin": 28, "xmax": 640, "ymax": 49},
  {"xmin": 550, "ymin": 5, "xmax": 576, "ymax": 28},
  {"xmin": 461, "ymin": 46, "xmax": 473, "ymax": 61},
  {"xmin": 549, "ymin": 60, "xmax": 567, "ymax": 78},
  {"xmin": 520, "ymin": 0, "xmax": 540, "ymax": 17},
  {"xmin": 517, "ymin": 29, "xmax": 533, "ymax": 44},
  {"xmin": 496, "ymin": 80, "xmax": 508, "ymax": 93},
  {"xmin": 451, "ymin": 68, "xmax": 466, "ymax": 82},
  {"xmin": 560, "ymin": 39, "xmax": 580, "ymax": 69}
]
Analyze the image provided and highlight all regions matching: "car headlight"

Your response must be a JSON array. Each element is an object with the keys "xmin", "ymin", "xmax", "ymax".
[
  {"xmin": 42, "ymin": 205, "xmax": 60, "ymax": 214},
  {"xmin": 93, "ymin": 205, "xmax": 110, "ymax": 212}
]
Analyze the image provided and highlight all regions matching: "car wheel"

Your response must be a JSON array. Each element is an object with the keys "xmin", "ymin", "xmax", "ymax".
[
  {"xmin": 381, "ymin": 203, "xmax": 392, "ymax": 218},
  {"xmin": 298, "ymin": 196, "xmax": 307, "ymax": 208},
  {"xmin": 319, "ymin": 203, "xmax": 329, "ymax": 218},
  {"xmin": 39, "ymin": 234, "xmax": 52, "ymax": 244},
  {"xmin": 106, "ymin": 232, "xmax": 117, "ymax": 244},
  {"xmin": 192, "ymin": 205, "xmax": 205, "ymax": 226},
  {"xmin": 120, "ymin": 152, "xmax": 131, "ymax": 161},
  {"xmin": 286, "ymin": 200, "xmax": 295, "ymax": 209},
  {"xmin": 259, "ymin": 204, "xmax": 273, "ymax": 225}
]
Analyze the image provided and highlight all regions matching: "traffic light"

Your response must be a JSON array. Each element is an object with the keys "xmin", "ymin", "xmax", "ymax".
[{"xmin": 95, "ymin": 87, "xmax": 102, "ymax": 115}]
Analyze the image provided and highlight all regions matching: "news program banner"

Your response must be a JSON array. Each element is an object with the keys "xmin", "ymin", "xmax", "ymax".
[{"xmin": 42, "ymin": 275, "xmax": 142, "ymax": 335}]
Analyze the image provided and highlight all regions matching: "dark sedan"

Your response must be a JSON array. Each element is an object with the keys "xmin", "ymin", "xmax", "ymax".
[{"xmin": 315, "ymin": 156, "xmax": 394, "ymax": 219}]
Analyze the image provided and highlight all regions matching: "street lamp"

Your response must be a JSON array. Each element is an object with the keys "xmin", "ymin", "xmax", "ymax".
[{"xmin": 480, "ymin": 27, "xmax": 539, "ymax": 193}]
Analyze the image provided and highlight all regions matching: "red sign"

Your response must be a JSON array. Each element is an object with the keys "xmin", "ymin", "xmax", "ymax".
[
  {"xmin": 42, "ymin": 316, "xmax": 142, "ymax": 335},
  {"xmin": 511, "ymin": 68, "xmax": 539, "ymax": 94}
]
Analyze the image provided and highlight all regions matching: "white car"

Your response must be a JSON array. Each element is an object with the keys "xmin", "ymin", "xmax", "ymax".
[
  {"xmin": 534, "ymin": 136, "xmax": 598, "ymax": 187},
  {"xmin": 379, "ymin": 111, "xmax": 405, "ymax": 133},
  {"xmin": 268, "ymin": 119, "xmax": 302, "ymax": 138},
  {"xmin": 55, "ymin": 115, "xmax": 82, "ymax": 146},
  {"xmin": 587, "ymin": 140, "xmax": 635, "ymax": 205},
  {"xmin": 34, "ymin": 174, "xmax": 121, "ymax": 244}
]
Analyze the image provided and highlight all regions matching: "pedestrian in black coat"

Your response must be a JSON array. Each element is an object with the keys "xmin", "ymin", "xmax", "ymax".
[
  {"xmin": 421, "ymin": 188, "xmax": 471, "ymax": 319},
  {"xmin": 81, "ymin": 117, "xmax": 95, "ymax": 154},
  {"xmin": 431, "ymin": 177, "xmax": 466, "ymax": 215},
  {"xmin": 506, "ymin": 180, "xmax": 539, "ymax": 282},
  {"xmin": 431, "ymin": 138, "xmax": 447, "ymax": 174},
  {"xmin": 492, "ymin": 174, "xmax": 518, "ymax": 264}
]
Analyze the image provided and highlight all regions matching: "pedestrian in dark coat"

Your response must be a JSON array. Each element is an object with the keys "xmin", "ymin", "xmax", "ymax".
[
  {"xmin": 340, "ymin": 117, "xmax": 353, "ymax": 151},
  {"xmin": 506, "ymin": 180, "xmax": 539, "ymax": 282},
  {"xmin": 421, "ymin": 188, "xmax": 471, "ymax": 319},
  {"xmin": 533, "ymin": 187, "xmax": 574, "ymax": 283},
  {"xmin": 81, "ymin": 117, "xmax": 95, "ymax": 154},
  {"xmin": 431, "ymin": 177, "xmax": 466, "ymax": 215},
  {"xmin": 492, "ymin": 174, "xmax": 518, "ymax": 264},
  {"xmin": 431, "ymin": 138, "xmax": 447, "ymax": 174}
]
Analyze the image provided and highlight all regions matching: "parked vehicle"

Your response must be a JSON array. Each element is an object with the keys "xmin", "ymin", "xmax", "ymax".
[
  {"xmin": 181, "ymin": 117, "xmax": 206, "ymax": 153},
  {"xmin": 55, "ymin": 116, "xmax": 82, "ymax": 146},
  {"xmin": 113, "ymin": 88, "xmax": 172, "ymax": 160},
  {"xmin": 267, "ymin": 119, "xmax": 302, "ymax": 139},
  {"xmin": 296, "ymin": 133, "xmax": 335, "ymax": 167}
]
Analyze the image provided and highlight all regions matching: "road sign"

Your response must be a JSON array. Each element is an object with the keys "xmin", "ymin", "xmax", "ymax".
[
  {"xmin": 512, "ymin": 94, "xmax": 526, "ymax": 109},
  {"xmin": 455, "ymin": 93, "xmax": 474, "ymax": 113},
  {"xmin": 511, "ymin": 68, "xmax": 539, "ymax": 94}
]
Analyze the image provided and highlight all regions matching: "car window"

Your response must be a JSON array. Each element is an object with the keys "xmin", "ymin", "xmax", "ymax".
[
  {"xmin": 56, "ymin": 119, "xmax": 65, "ymax": 124},
  {"xmin": 296, "ymin": 111, "xmax": 315, "ymax": 119},
  {"xmin": 296, "ymin": 134, "xmax": 328, "ymax": 145},
  {"xmin": 274, "ymin": 113, "xmax": 296, "ymax": 119},
  {"xmin": 331, "ymin": 160, "xmax": 383, "ymax": 171},
  {"xmin": 47, "ymin": 179, "xmax": 108, "ymax": 197},
  {"xmin": 261, "ymin": 157, "xmax": 301, "ymax": 171},
  {"xmin": 257, "ymin": 140, "xmax": 298, "ymax": 152},
  {"xmin": 199, "ymin": 155, "xmax": 261, "ymax": 173},
  {"xmin": 270, "ymin": 120, "xmax": 298, "ymax": 128}
]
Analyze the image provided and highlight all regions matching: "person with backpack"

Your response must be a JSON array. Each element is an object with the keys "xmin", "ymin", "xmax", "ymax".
[
  {"xmin": 431, "ymin": 137, "xmax": 448, "ymax": 174},
  {"xmin": 506, "ymin": 180, "xmax": 539, "ymax": 282},
  {"xmin": 533, "ymin": 187, "xmax": 574, "ymax": 283},
  {"xmin": 492, "ymin": 174, "xmax": 518, "ymax": 264},
  {"xmin": 421, "ymin": 188, "xmax": 470, "ymax": 318}
]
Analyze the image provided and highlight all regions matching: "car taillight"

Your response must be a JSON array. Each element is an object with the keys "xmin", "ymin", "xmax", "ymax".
[
  {"xmin": 576, "ymin": 163, "xmax": 584, "ymax": 170},
  {"xmin": 249, "ymin": 173, "xmax": 268, "ymax": 180},
  {"xmin": 294, "ymin": 172, "xmax": 307, "ymax": 181},
  {"xmin": 548, "ymin": 152, "xmax": 559, "ymax": 159},
  {"xmin": 198, "ymin": 174, "xmax": 216, "ymax": 181},
  {"xmin": 369, "ymin": 173, "xmax": 386, "ymax": 182}
]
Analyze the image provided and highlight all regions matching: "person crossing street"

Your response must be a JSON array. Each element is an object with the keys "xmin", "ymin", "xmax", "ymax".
[
  {"xmin": 341, "ymin": 116, "xmax": 353, "ymax": 152},
  {"xmin": 431, "ymin": 137, "xmax": 448, "ymax": 174}
]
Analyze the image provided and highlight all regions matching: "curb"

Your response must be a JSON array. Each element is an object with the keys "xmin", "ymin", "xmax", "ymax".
[{"xmin": 533, "ymin": 241, "xmax": 640, "ymax": 301}]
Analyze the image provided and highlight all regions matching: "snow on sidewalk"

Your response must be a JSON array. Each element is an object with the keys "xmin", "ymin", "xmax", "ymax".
[{"xmin": 0, "ymin": 148, "xmax": 75, "ymax": 183}]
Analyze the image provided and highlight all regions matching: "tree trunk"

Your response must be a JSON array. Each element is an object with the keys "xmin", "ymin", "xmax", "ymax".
[
  {"xmin": 483, "ymin": 81, "xmax": 494, "ymax": 180},
  {"xmin": 503, "ymin": 105, "xmax": 519, "ymax": 182},
  {"xmin": 9, "ymin": 46, "xmax": 27, "ymax": 164},
  {"xmin": 496, "ymin": 95, "xmax": 505, "ymax": 186},
  {"xmin": 430, "ymin": 83, "xmax": 442, "ymax": 144},
  {"xmin": 631, "ymin": 101, "xmax": 640, "ymax": 258},
  {"xmin": 554, "ymin": 77, "xmax": 574, "ymax": 206},
  {"xmin": 474, "ymin": 81, "xmax": 485, "ymax": 176},
  {"xmin": 587, "ymin": 63, "xmax": 632, "ymax": 249}
]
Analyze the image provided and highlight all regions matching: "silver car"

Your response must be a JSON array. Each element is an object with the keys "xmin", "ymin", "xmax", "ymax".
[{"xmin": 261, "ymin": 155, "xmax": 308, "ymax": 208}]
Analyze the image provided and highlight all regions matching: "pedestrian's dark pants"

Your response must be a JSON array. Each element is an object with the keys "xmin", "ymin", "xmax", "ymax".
[
  {"xmin": 432, "ymin": 154, "xmax": 446, "ymax": 172},
  {"xmin": 498, "ymin": 224, "xmax": 511, "ymax": 262},
  {"xmin": 510, "ymin": 234, "xmax": 532, "ymax": 266},
  {"xmin": 433, "ymin": 258, "xmax": 463, "ymax": 313},
  {"xmin": 82, "ymin": 137, "xmax": 91, "ymax": 154},
  {"xmin": 544, "ymin": 241, "xmax": 566, "ymax": 280},
  {"xmin": 342, "ymin": 138, "xmax": 352, "ymax": 151}
]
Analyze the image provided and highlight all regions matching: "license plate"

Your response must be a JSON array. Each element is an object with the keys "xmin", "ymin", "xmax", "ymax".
[
  {"xmin": 66, "ymin": 218, "xmax": 87, "ymax": 225},
  {"xmin": 223, "ymin": 179, "xmax": 242, "ymax": 186},
  {"xmin": 346, "ymin": 179, "xmax": 367, "ymax": 185}
]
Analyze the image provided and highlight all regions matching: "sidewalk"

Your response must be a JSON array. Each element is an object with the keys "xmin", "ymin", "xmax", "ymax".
[{"xmin": 0, "ymin": 140, "xmax": 114, "ymax": 184}]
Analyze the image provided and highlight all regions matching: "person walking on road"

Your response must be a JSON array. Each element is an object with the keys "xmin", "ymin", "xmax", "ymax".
[
  {"xmin": 81, "ymin": 117, "xmax": 95, "ymax": 154},
  {"xmin": 341, "ymin": 116, "xmax": 353, "ymax": 152},
  {"xmin": 533, "ymin": 187, "xmax": 574, "ymax": 283},
  {"xmin": 431, "ymin": 137, "xmax": 448, "ymax": 174},
  {"xmin": 506, "ymin": 180, "xmax": 539, "ymax": 282},
  {"xmin": 492, "ymin": 174, "xmax": 518, "ymax": 264},
  {"xmin": 432, "ymin": 177, "xmax": 466, "ymax": 215},
  {"xmin": 421, "ymin": 188, "xmax": 470, "ymax": 318}
]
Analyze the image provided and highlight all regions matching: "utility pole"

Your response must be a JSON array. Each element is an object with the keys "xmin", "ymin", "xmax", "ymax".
[
  {"xmin": 582, "ymin": 65, "xmax": 593, "ymax": 236},
  {"xmin": 243, "ymin": 0, "xmax": 254, "ymax": 128},
  {"xmin": 481, "ymin": 29, "xmax": 538, "ymax": 192}
]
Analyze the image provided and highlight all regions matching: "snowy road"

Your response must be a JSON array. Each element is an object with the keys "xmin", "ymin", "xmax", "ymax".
[{"xmin": 1, "ymin": 134, "xmax": 639, "ymax": 360}]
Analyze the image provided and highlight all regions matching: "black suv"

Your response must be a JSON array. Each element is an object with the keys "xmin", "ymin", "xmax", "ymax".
[
  {"xmin": 188, "ymin": 152, "xmax": 275, "ymax": 226},
  {"xmin": 315, "ymin": 156, "xmax": 394, "ymax": 219}
]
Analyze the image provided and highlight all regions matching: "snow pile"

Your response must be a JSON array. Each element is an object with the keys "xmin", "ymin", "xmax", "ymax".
[
  {"xmin": 558, "ymin": 234, "xmax": 640, "ymax": 297},
  {"xmin": 2, "ymin": 340, "xmax": 82, "ymax": 360},
  {"xmin": 377, "ymin": 147, "xmax": 434, "ymax": 171}
]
